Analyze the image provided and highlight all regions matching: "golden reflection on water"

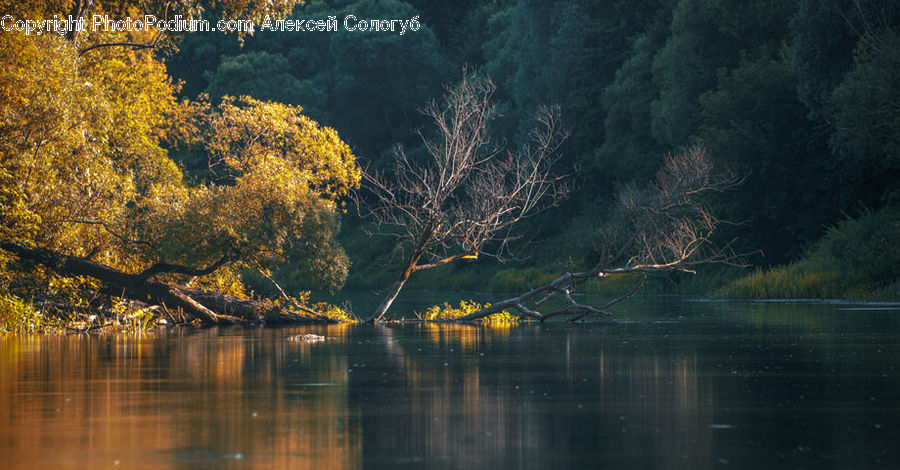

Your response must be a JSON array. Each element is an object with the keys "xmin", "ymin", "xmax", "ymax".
[
  {"xmin": 0, "ymin": 328, "xmax": 360, "ymax": 469},
  {"xmin": 1, "ymin": 316, "xmax": 854, "ymax": 468},
  {"xmin": 0, "ymin": 324, "xmax": 717, "ymax": 469},
  {"xmin": 422, "ymin": 322, "xmax": 511, "ymax": 350}
]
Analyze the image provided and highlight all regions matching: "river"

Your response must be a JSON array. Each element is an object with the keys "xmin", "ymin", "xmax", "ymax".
[{"xmin": 1, "ymin": 295, "xmax": 898, "ymax": 469}]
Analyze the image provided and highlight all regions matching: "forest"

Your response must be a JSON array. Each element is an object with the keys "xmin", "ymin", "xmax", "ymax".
[{"xmin": 2, "ymin": 0, "xmax": 900, "ymax": 332}]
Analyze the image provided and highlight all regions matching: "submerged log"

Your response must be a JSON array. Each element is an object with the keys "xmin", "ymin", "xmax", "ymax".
[{"xmin": 1, "ymin": 243, "xmax": 335, "ymax": 325}]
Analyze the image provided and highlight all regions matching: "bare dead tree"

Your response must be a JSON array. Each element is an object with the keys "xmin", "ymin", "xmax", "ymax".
[
  {"xmin": 449, "ymin": 145, "xmax": 744, "ymax": 322},
  {"xmin": 361, "ymin": 72, "xmax": 569, "ymax": 322}
]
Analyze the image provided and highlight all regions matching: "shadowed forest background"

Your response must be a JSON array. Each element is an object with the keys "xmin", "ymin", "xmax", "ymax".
[
  {"xmin": 166, "ymin": 0, "xmax": 900, "ymax": 299},
  {"xmin": 3, "ymin": 3, "xmax": 900, "ymax": 467},
  {"xmin": 2, "ymin": 0, "xmax": 900, "ymax": 333}
]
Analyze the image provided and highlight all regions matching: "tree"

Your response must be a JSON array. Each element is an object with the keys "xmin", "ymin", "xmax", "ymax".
[
  {"xmin": 452, "ymin": 145, "xmax": 740, "ymax": 322},
  {"xmin": 361, "ymin": 72, "xmax": 568, "ymax": 322},
  {"xmin": 322, "ymin": 0, "xmax": 449, "ymax": 165},
  {"xmin": 204, "ymin": 51, "xmax": 326, "ymax": 115},
  {"xmin": 593, "ymin": 27, "xmax": 669, "ymax": 197},
  {"xmin": 790, "ymin": 0, "xmax": 899, "ymax": 120},
  {"xmin": 697, "ymin": 49, "xmax": 822, "ymax": 260},
  {"xmin": 0, "ymin": 0, "xmax": 301, "ymax": 52},
  {"xmin": 825, "ymin": 9, "xmax": 900, "ymax": 209},
  {"xmin": 0, "ymin": 5, "xmax": 361, "ymax": 325},
  {"xmin": 650, "ymin": 0, "xmax": 797, "ymax": 149}
]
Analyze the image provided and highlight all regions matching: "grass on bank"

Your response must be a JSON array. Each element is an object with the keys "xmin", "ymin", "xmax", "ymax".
[
  {"xmin": 345, "ymin": 204, "xmax": 900, "ymax": 302},
  {"xmin": 1, "ymin": 289, "xmax": 356, "ymax": 335},
  {"xmin": 0, "ymin": 294, "xmax": 169, "ymax": 335},
  {"xmin": 0, "ymin": 294, "xmax": 66, "ymax": 334},
  {"xmin": 719, "ymin": 207, "xmax": 900, "ymax": 300},
  {"xmin": 273, "ymin": 291, "xmax": 357, "ymax": 322}
]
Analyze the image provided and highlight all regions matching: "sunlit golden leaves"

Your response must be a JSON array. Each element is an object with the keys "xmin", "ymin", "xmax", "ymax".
[
  {"xmin": 1, "ymin": 7, "xmax": 357, "ymax": 302},
  {"xmin": 205, "ymin": 96, "xmax": 360, "ymax": 199},
  {"xmin": 0, "ymin": 32, "xmax": 130, "ymax": 257},
  {"xmin": 0, "ymin": 1, "xmax": 302, "ymax": 24}
]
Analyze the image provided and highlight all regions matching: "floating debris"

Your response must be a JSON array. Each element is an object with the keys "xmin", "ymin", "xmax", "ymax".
[{"xmin": 288, "ymin": 334, "xmax": 325, "ymax": 342}]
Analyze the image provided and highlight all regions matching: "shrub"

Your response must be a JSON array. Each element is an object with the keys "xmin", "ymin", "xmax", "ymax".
[
  {"xmin": 422, "ymin": 300, "xmax": 517, "ymax": 324},
  {"xmin": 0, "ymin": 294, "xmax": 63, "ymax": 334}
]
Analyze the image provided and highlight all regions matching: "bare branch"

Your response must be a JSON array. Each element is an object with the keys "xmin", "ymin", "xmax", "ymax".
[
  {"xmin": 78, "ymin": 41, "xmax": 157, "ymax": 56},
  {"xmin": 450, "ymin": 145, "xmax": 744, "ymax": 323},
  {"xmin": 360, "ymin": 70, "xmax": 569, "ymax": 321},
  {"xmin": 260, "ymin": 272, "xmax": 335, "ymax": 322}
]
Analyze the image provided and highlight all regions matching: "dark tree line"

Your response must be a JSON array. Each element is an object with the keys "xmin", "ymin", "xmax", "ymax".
[
  {"xmin": 5, "ymin": 0, "xmax": 898, "ymax": 328},
  {"xmin": 164, "ymin": 0, "xmax": 900, "ymax": 293}
]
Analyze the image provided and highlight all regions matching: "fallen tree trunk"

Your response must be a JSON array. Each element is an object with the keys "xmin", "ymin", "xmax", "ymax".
[
  {"xmin": 451, "ymin": 265, "xmax": 655, "ymax": 322},
  {"xmin": 445, "ymin": 146, "xmax": 744, "ymax": 323},
  {"xmin": 2, "ymin": 243, "xmax": 336, "ymax": 325}
]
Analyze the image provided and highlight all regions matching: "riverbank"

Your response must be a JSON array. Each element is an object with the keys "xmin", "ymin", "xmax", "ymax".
[
  {"xmin": 718, "ymin": 207, "xmax": 900, "ymax": 301},
  {"xmin": 344, "ymin": 206, "xmax": 900, "ymax": 303},
  {"xmin": 6, "ymin": 203, "xmax": 900, "ymax": 335}
]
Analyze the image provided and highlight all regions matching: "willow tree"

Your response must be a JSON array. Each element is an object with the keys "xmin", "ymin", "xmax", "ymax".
[
  {"xmin": 0, "ymin": 2, "xmax": 361, "ymax": 324},
  {"xmin": 361, "ymin": 73, "xmax": 568, "ymax": 322}
]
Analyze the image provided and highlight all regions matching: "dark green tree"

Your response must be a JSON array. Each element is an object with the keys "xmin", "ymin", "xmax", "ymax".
[
  {"xmin": 204, "ymin": 51, "xmax": 326, "ymax": 115},
  {"xmin": 651, "ymin": 0, "xmax": 798, "ymax": 149},
  {"xmin": 697, "ymin": 50, "xmax": 822, "ymax": 259}
]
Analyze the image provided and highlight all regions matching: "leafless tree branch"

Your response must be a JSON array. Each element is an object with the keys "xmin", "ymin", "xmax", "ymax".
[
  {"xmin": 448, "ymin": 145, "xmax": 744, "ymax": 323},
  {"xmin": 360, "ymin": 71, "xmax": 569, "ymax": 321}
]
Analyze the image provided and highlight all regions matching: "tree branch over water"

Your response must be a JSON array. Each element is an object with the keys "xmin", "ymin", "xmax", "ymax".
[
  {"xmin": 360, "ymin": 71, "xmax": 569, "ymax": 322},
  {"xmin": 447, "ymin": 145, "xmax": 744, "ymax": 322}
]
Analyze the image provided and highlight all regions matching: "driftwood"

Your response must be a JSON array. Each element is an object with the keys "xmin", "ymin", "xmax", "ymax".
[
  {"xmin": 442, "ymin": 145, "xmax": 745, "ymax": 323},
  {"xmin": 2, "ymin": 243, "xmax": 335, "ymax": 325}
]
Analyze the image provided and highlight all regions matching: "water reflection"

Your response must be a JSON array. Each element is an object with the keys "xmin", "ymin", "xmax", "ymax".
[
  {"xmin": 422, "ymin": 322, "xmax": 512, "ymax": 350},
  {"xmin": 0, "ymin": 326, "xmax": 360, "ymax": 469},
  {"xmin": 351, "ymin": 324, "xmax": 722, "ymax": 469},
  {"xmin": 1, "ymin": 298, "xmax": 898, "ymax": 469}
]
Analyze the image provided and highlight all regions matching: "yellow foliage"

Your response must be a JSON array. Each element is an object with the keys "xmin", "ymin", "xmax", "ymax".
[
  {"xmin": 206, "ymin": 96, "xmax": 360, "ymax": 199},
  {"xmin": 422, "ymin": 300, "xmax": 518, "ymax": 324},
  {"xmin": 188, "ymin": 267, "xmax": 249, "ymax": 299},
  {"xmin": 0, "ymin": 294, "xmax": 65, "ymax": 335},
  {"xmin": 307, "ymin": 302, "xmax": 355, "ymax": 323},
  {"xmin": 275, "ymin": 291, "xmax": 356, "ymax": 322},
  {"xmin": 0, "ymin": 8, "xmax": 359, "ymax": 310}
]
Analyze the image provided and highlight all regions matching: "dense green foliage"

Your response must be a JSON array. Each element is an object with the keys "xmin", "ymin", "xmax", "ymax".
[
  {"xmin": 720, "ymin": 207, "xmax": 900, "ymax": 300},
  {"xmin": 165, "ymin": 0, "xmax": 900, "ymax": 299},
  {"xmin": 3, "ymin": 0, "xmax": 899, "ymax": 322}
]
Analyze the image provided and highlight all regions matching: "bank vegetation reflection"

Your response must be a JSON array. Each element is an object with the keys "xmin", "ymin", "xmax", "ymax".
[
  {"xmin": 2, "ymin": 323, "xmax": 732, "ymax": 468},
  {"xmin": 0, "ymin": 326, "xmax": 359, "ymax": 469},
  {"xmin": 354, "ymin": 323, "xmax": 718, "ymax": 468}
]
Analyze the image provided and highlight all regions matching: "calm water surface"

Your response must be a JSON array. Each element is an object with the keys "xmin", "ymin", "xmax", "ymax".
[{"xmin": 1, "ymin": 295, "xmax": 898, "ymax": 469}]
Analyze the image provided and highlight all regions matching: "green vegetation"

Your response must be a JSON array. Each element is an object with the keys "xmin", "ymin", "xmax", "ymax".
[
  {"xmin": 0, "ymin": 295, "xmax": 167, "ymax": 335},
  {"xmin": 277, "ymin": 291, "xmax": 358, "ymax": 323},
  {"xmin": 0, "ymin": 295, "xmax": 62, "ymax": 334},
  {"xmin": 1, "ymin": 1, "xmax": 361, "ymax": 327},
  {"xmin": 720, "ymin": 207, "xmax": 900, "ymax": 300},
  {"xmin": 2, "ymin": 0, "xmax": 900, "ymax": 334}
]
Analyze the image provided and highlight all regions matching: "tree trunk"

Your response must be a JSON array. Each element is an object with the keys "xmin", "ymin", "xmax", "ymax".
[
  {"xmin": 367, "ymin": 254, "xmax": 421, "ymax": 323},
  {"xmin": 2, "ymin": 243, "xmax": 333, "ymax": 325},
  {"xmin": 367, "ymin": 273, "xmax": 411, "ymax": 323}
]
